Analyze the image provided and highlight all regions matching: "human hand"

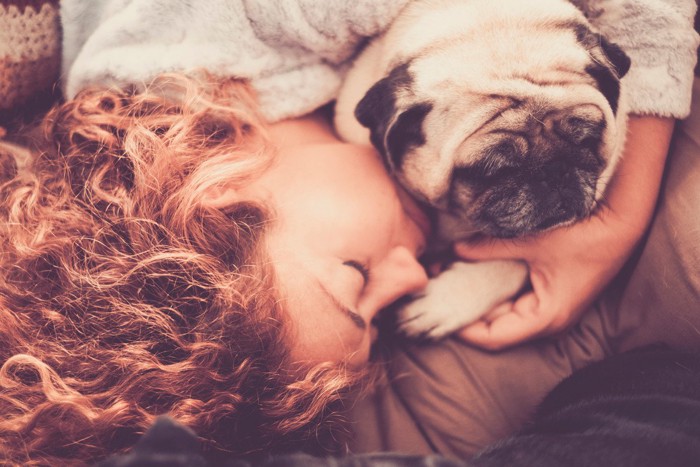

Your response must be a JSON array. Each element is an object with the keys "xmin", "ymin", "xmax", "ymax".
[
  {"xmin": 453, "ymin": 204, "xmax": 639, "ymax": 350},
  {"xmin": 452, "ymin": 116, "xmax": 675, "ymax": 350}
]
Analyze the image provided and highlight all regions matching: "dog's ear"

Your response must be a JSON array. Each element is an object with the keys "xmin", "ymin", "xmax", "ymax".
[
  {"xmin": 598, "ymin": 36, "xmax": 631, "ymax": 78},
  {"xmin": 355, "ymin": 75, "xmax": 396, "ymax": 153},
  {"xmin": 576, "ymin": 25, "xmax": 630, "ymax": 114},
  {"xmin": 384, "ymin": 102, "xmax": 432, "ymax": 169},
  {"xmin": 355, "ymin": 62, "xmax": 432, "ymax": 170},
  {"xmin": 355, "ymin": 63, "xmax": 413, "ymax": 157},
  {"xmin": 575, "ymin": 24, "xmax": 631, "ymax": 78}
]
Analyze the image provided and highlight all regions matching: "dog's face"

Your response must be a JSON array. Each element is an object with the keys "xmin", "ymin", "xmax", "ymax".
[{"xmin": 355, "ymin": 1, "xmax": 630, "ymax": 239}]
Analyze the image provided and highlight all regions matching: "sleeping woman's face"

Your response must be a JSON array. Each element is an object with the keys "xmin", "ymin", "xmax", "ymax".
[{"xmin": 248, "ymin": 114, "xmax": 430, "ymax": 367}]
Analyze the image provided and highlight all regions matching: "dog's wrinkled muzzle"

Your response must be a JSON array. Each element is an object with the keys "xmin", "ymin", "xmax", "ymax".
[{"xmin": 447, "ymin": 111, "xmax": 608, "ymax": 238}]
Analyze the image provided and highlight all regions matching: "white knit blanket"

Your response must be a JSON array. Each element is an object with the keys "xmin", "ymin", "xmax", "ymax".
[
  {"xmin": 62, "ymin": 0, "xmax": 698, "ymax": 121},
  {"xmin": 61, "ymin": 0, "xmax": 409, "ymax": 121}
]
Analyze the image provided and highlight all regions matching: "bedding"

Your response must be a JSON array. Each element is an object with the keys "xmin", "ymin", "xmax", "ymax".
[{"xmin": 0, "ymin": 0, "xmax": 60, "ymax": 123}]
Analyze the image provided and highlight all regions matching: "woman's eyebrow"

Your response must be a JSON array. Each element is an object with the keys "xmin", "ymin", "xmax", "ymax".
[{"xmin": 316, "ymin": 280, "xmax": 367, "ymax": 330}]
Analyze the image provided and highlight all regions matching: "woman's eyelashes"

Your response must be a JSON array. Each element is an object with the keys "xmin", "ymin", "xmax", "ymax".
[{"xmin": 343, "ymin": 260, "xmax": 370, "ymax": 286}]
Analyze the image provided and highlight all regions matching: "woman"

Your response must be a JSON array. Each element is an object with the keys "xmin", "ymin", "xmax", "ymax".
[
  {"xmin": 0, "ymin": 75, "xmax": 394, "ymax": 464},
  {"xmin": 1, "ymin": 0, "xmax": 698, "ymax": 465}
]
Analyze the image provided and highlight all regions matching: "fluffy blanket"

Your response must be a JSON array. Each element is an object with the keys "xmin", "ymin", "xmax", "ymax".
[
  {"xmin": 61, "ymin": 0, "xmax": 410, "ymax": 122},
  {"xmin": 60, "ymin": 0, "xmax": 699, "ymax": 122}
]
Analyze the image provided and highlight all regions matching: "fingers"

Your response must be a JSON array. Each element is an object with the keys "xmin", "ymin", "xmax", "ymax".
[
  {"xmin": 480, "ymin": 300, "xmax": 514, "ymax": 322},
  {"xmin": 456, "ymin": 293, "xmax": 549, "ymax": 350},
  {"xmin": 456, "ymin": 275, "xmax": 591, "ymax": 350}
]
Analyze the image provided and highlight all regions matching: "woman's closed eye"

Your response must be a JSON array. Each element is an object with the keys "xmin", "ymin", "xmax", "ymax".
[{"xmin": 343, "ymin": 260, "xmax": 370, "ymax": 287}]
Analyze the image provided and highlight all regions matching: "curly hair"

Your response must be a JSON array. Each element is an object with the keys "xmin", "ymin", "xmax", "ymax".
[{"xmin": 0, "ymin": 74, "xmax": 364, "ymax": 466}]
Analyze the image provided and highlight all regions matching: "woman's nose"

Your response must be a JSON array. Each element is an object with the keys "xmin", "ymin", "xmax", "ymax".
[{"xmin": 361, "ymin": 246, "xmax": 429, "ymax": 316}]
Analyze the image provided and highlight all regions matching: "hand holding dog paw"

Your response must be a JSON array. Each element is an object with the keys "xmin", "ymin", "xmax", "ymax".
[
  {"xmin": 452, "ymin": 116, "xmax": 674, "ymax": 350},
  {"xmin": 453, "ymin": 213, "xmax": 634, "ymax": 350},
  {"xmin": 397, "ymin": 260, "xmax": 528, "ymax": 340}
]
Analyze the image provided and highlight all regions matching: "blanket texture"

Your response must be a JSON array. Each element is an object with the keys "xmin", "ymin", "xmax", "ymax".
[
  {"xmin": 0, "ymin": 0, "xmax": 60, "ymax": 123},
  {"xmin": 60, "ymin": 0, "xmax": 698, "ymax": 122},
  {"xmin": 572, "ymin": 0, "xmax": 699, "ymax": 117},
  {"xmin": 61, "ymin": 0, "xmax": 410, "ymax": 122}
]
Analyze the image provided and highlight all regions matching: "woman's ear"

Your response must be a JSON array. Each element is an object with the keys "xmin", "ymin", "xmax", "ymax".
[{"xmin": 200, "ymin": 185, "xmax": 241, "ymax": 209}]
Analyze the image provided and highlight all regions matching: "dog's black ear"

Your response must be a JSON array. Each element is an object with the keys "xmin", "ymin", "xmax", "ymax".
[
  {"xmin": 385, "ymin": 102, "xmax": 432, "ymax": 169},
  {"xmin": 574, "ymin": 24, "xmax": 631, "ymax": 79},
  {"xmin": 355, "ymin": 63, "xmax": 413, "ymax": 161},
  {"xmin": 576, "ymin": 24, "xmax": 630, "ymax": 114},
  {"xmin": 599, "ymin": 36, "xmax": 631, "ymax": 78},
  {"xmin": 355, "ymin": 76, "xmax": 395, "ymax": 153},
  {"xmin": 355, "ymin": 62, "xmax": 432, "ymax": 170}
]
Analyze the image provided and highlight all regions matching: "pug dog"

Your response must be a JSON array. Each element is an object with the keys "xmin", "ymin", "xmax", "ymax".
[{"xmin": 335, "ymin": 0, "xmax": 630, "ymax": 339}]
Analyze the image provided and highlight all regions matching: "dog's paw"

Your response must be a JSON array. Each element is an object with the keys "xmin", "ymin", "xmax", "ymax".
[
  {"xmin": 397, "ymin": 291, "xmax": 478, "ymax": 340},
  {"xmin": 397, "ymin": 260, "xmax": 528, "ymax": 340}
]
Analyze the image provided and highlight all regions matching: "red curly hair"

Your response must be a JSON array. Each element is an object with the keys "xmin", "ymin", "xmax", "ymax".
[{"xmin": 0, "ymin": 74, "xmax": 365, "ymax": 466}]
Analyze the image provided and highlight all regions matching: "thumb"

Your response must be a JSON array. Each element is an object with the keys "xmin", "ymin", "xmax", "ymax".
[{"xmin": 454, "ymin": 237, "xmax": 528, "ymax": 261}]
